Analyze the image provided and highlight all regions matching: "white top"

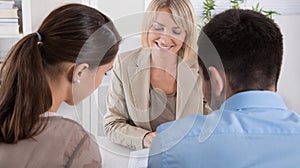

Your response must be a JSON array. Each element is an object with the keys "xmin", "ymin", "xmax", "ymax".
[{"xmin": 41, "ymin": 111, "xmax": 63, "ymax": 117}]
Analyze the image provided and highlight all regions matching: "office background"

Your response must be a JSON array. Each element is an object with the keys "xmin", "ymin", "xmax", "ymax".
[{"xmin": 1, "ymin": 0, "xmax": 299, "ymax": 137}]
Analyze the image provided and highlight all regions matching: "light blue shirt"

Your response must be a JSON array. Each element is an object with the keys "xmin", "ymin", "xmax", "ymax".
[{"xmin": 148, "ymin": 91, "xmax": 300, "ymax": 168}]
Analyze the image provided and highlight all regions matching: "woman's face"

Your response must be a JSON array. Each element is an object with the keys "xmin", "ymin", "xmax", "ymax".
[
  {"xmin": 67, "ymin": 59, "xmax": 115, "ymax": 105},
  {"xmin": 94, "ymin": 60, "xmax": 114, "ymax": 88},
  {"xmin": 147, "ymin": 7, "xmax": 186, "ymax": 55}
]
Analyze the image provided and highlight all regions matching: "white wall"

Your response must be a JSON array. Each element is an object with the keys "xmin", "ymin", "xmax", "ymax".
[
  {"xmin": 97, "ymin": 0, "xmax": 144, "ymax": 20},
  {"xmin": 97, "ymin": 0, "xmax": 145, "ymax": 39},
  {"xmin": 275, "ymin": 15, "xmax": 300, "ymax": 114},
  {"xmin": 30, "ymin": 0, "xmax": 83, "ymax": 32},
  {"xmin": 94, "ymin": 1, "xmax": 145, "ymax": 136},
  {"xmin": 29, "ymin": 0, "xmax": 145, "ymax": 41}
]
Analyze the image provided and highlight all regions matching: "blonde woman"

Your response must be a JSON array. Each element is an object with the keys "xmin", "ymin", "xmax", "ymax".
[{"xmin": 104, "ymin": 0, "xmax": 209, "ymax": 150}]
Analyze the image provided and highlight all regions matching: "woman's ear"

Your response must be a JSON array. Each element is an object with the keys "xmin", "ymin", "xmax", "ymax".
[
  {"xmin": 208, "ymin": 66, "xmax": 224, "ymax": 97},
  {"xmin": 67, "ymin": 63, "xmax": 89, "ymax": 83}
]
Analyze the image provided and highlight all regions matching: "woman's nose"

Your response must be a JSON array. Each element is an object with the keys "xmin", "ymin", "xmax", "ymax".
[{"xmin": 158, "ymin": 33, "xmax": 173, "ymax": 44}]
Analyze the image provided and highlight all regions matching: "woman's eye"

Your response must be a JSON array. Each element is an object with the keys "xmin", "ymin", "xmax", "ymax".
[
  {"xmin": 172, "ymin": 28, "xmax": 182, "ymax": 35},
  {"xmin": 152, "ymin": 26, "xmax": 164, "ymax": 31}
]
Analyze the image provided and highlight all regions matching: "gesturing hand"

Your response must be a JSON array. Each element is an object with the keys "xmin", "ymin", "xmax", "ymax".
[{"xmin": 143, "ymin": 132, "xmax": 157, "ymax": 148}]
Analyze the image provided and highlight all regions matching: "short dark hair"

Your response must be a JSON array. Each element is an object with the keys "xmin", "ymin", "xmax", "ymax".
[{"xmin": 198, "ymin": 9, "xmax": 283, "ymax": 93}]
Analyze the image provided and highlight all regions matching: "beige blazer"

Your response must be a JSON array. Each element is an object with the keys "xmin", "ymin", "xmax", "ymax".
[{"xmin": 104, "ymin": 48, "xmax": 208, "ymax": 150}]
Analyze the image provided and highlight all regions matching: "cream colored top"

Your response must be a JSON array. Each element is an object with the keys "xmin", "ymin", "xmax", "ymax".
[{"xmin": 0, "ymin": 113, "xmax": 101, "ymax": 168}]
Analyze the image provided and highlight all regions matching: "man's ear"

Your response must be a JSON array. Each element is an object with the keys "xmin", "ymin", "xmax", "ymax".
[
  {"xmin": 67, "ymin": 63, "xmax": 89, "ymax": 83},
  {"xmin": 208, "ymin": 66, "xmax": 224, "ymax": 96}
]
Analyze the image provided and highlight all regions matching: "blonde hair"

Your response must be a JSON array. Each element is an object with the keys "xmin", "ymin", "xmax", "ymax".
[{"xmin": 141, "ymin": 0, "xmax": 198, "ymax": 60}]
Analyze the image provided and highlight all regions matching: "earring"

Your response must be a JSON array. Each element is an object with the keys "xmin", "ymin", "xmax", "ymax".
[{"xmin": 73, "ymin": 79, "xmax": 81, "ymax": 84}]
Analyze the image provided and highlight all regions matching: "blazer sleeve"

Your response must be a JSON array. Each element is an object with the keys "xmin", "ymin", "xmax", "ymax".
[{"xmin": 103, "ymin": 54, "xmax": 150, "ymax": 150}]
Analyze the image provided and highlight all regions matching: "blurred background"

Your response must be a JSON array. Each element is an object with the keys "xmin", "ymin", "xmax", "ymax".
[{"xmin": 0, "ymin": 0, "xmax": 299, "ymax": 138}]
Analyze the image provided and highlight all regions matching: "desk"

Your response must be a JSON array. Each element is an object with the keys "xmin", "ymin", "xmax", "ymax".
[
  {"xmin": 98, "ymin": 136, "xmax": 131, "ymax": 168},
  {"xmin": 98, "ymin": 136, "xmax": 149, "ymax": 168}
]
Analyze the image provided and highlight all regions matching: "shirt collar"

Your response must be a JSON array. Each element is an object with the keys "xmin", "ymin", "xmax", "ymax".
[{"xmin": 220, "ymin": 90, "xmax": 288, "ymax": 111}]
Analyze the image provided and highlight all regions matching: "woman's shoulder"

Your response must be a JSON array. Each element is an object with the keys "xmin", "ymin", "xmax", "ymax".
[
  {"xmin": 44, "ymin": 117, "xmax": 101, "ymax": 167},
  {"xmin": 119, "ymin": 47, "xmax": 143, "ymax": 57},
  {"xmin": 45, "ymin": 116, "xmax": 88, "ymax": 137},
  {"xmin": 45, "ymin": 116, "xmax": 98, "ymax": 150},
  {"xmin": 118, "ymin": 48, "xmax": 150, "ymax": 61},
  {"xmin": 180, "ymin": 54, "xmax": 199, "ymax": 69}
]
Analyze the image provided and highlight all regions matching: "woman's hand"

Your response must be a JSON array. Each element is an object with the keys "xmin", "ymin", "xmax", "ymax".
[{"xmin": 143, "ymin": 132, "xmax": 157, "ymax": 148}]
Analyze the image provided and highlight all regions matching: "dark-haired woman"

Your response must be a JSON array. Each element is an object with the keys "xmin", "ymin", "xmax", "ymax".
[{"xmin": 0, "ymin": 4, "xmax": 120, "ymax": 168}]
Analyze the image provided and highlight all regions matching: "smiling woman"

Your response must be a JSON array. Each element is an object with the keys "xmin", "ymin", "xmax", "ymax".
[{"xmin": 104, "ymin": 0, "xmax": 211, "ymax": 151}]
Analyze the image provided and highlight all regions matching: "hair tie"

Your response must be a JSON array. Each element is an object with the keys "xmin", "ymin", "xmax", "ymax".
[{"xmin": 35, "ymin": 31, "xmax": 42, "ymax": 41}]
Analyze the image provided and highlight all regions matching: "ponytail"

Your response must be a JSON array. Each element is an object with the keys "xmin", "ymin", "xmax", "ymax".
[
  {"xmin": 0, "ymin": 33, "xmax": 52, "ymax": 143},
  {"xmin": 0, "ymin": 3, "xmax": 121, "ymax": 143}
]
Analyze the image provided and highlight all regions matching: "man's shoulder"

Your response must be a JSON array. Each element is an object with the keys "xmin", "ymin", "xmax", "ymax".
[
  {"xmin": 155, "ymin": 114, "xmax": 207, "ymax": 145},
  {"xmin": 157, "ymin": 113, "xmax": 204, "ymax": 131},
  {"xmin": 149, "ymin": 114, "xmax": 207, "ymax": 161}
]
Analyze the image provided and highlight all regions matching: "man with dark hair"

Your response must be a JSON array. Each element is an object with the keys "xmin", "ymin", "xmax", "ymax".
[{"xmin": 148, "ymin": 9, "xmax": 300, "ymax": 167}]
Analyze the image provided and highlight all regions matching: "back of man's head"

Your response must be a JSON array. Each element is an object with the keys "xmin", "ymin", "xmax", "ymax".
[{"xmin": 198, "ymin": 9, "xmax": 283, "ymax": 94}]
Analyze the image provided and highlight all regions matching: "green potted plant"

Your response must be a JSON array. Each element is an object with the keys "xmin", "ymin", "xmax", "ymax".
[{"xmin": 199, "ymin": 0, "xmax": 280, "ymax": 29}]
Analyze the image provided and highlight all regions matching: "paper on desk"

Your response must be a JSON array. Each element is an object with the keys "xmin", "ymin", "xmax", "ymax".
[{"xmin": 128, "ymin": 148, "xmax": 149, "ymax": 168}]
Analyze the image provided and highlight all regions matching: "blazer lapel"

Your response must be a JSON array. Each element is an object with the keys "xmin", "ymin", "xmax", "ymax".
[
  {"xmin": 176, "ymin": 57, "xmax": 200, "ymax": 118},
  {"xmin": 127, "ymin": 49, "xmax": 152, "ymax": 130}
]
